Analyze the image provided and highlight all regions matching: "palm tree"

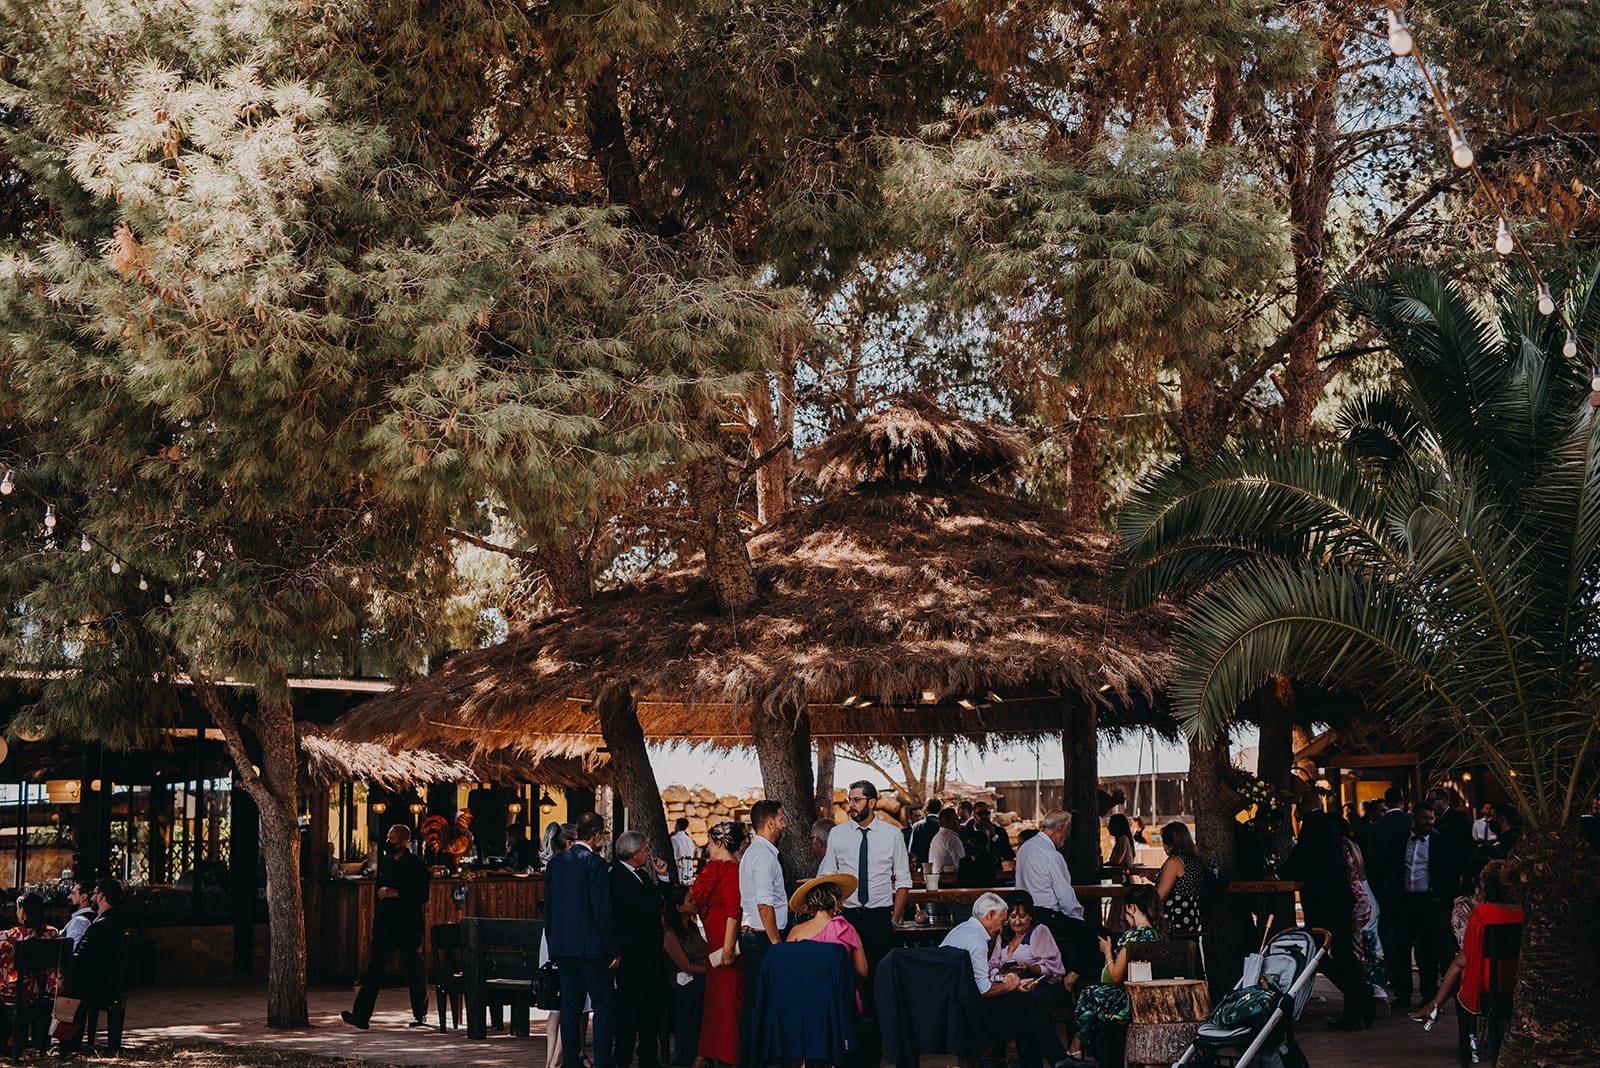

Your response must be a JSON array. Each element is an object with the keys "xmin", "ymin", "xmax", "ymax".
[{"xmin": 1117, "ymin": 265, "xmax": 1600, "ymax": 1065}]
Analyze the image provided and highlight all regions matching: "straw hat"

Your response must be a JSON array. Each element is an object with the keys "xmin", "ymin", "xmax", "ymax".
[{"xmin": 788, "ymin": 872, "xmax": 858, "ymax": 914}]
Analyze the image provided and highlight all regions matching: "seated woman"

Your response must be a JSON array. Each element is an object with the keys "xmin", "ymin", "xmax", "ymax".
[
  {"xmin": 1154, "ymin": 822, "xmax": 1205, "ymax": 940},
  {"xmin": 662, "ymin": 884, "xmax": 710, "ymax": 1068},
  {"xmin": 987, "ymin": 890, "xmax": 1070, "ymax": 1068},
  {"xmin": 786, "ymin": 872, "xmax": 868, "ymax": 1009},
  {"xmin": 1409, "ymin": 861, "xmax": 1522, "ymax": 1030},
  {"xmin": 1058, "ymin": 884, "xmax": 1161, "ymax": 1067},
  {"xmin": 0, "ymin": 892, "xmax": 62, "ymax": 1003}
]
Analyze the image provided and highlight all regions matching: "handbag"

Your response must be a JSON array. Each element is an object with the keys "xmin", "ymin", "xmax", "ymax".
[
  {"xmin": 532, "ymin": 961, "xmax": 561, "ymax": 1011},
  {"xmin": 48, "ymin": 995, "xmax": 81, "ymax": 1042}
]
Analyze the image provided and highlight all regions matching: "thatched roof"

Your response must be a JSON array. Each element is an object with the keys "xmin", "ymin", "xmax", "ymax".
[
  {"xmin": 299, "ymin": 726, "xmax": 607, "ymax": 789},
  {"xmin": 333, "ymin": 402, "xmax": 1178, "ymax": 752}
]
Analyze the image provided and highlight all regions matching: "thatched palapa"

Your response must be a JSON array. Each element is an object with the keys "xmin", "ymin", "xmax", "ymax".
[
  {"xmin": 334, "ymin": 398, "xmax": 1178, "ymax": 751},
  {"xmin": 299, "ymin": 726, "xmax": 606, "ymax": 790}
]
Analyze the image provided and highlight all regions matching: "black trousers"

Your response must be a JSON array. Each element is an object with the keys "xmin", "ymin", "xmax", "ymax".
[
  {"xmin": 1390, "ymin": 891, "xmax": 1443, "ymax": 1005},
  {"xmin": 842, "ymin": 907, "xmax": 894, "ymax": 1066},
  {"xmin": 613, "ymin": 954, "xmax": 665, "ymax": 1068},
  {"xmin": 737, "ymin": 930, "xmax": 773, "ymax": 1068},
  {"xmin": 1304, "ymin": 896, "xmax": 1373, "ymax": 1024},
  {"xmin": 990, "ymin": 987, "xmax": 1069, "ymax": 1068},
  {"xmin": 1036, "ymin": 909, "xmax": 1098, "ymax": 984},
  {"xmin": 352, "ymin": 920, "xmax": 427, "ymax": 1024}
]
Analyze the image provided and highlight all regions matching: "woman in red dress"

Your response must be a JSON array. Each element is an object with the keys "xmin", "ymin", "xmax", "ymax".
[{"xmin": 692, "ymin": 821, "xmax": 746, "ymax": 1065}]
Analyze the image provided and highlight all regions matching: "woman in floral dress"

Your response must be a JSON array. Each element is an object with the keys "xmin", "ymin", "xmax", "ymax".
[{"xmin": 1059, "ymin": 885, "xmax": 1161, "ymax": 1067}]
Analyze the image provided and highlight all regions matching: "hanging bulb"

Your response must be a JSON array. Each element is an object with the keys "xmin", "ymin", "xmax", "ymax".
[
  {"xmin": 163, "ymin": 591, "xmax": 173, "ymax": 605},
  {"xmin": 137, "ymin": 576, "xmax": 148, "ymax": 591},
  {"xmin": 1450, "ymin": 128, "xmax": 1474, "ymax": 169},
  {"xmin": 0, "ymin": 471, "xmax": 12, "ymax": 495},
  {"xmin": 43, "ymin": 504, "xmax": 55, "ymax": 530},
  {"xmin": 1590, "ymin": 370, "xmax": 1600, "ymax": 392},
  {"xmin": 109, "ymin": 560, "xmax": 122, "ymax": 575},
  {"xmin": 1386, "ymin": 7, "xmax": 1414, "ymax": 56},
  {"xmin": 1565, "ymin": 330, "xmax": 1580, "ymax": 359},
  {"xmin": 1495, "ymin": 217, "xmax": 1514, "ymax": 256},
  {"xmin": 1538, "ymin": 283, "xmax": 1556, "ymax": 316},
  {"xmin": 80, "ymin": 533, "xmax": 91, "ymax": 553}
]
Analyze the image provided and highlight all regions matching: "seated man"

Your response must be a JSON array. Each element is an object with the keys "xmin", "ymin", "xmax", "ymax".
[
  {"xmin": 60, "ymin": 883, "xmax": 95, "ymax": 947},
  {"xmin": 939, "ymin": 892, "xmax": 1021, "ymax": 999},
  {"xmin": 58, "ymin": 878, "xmax": 125, "ymax": 1051}
]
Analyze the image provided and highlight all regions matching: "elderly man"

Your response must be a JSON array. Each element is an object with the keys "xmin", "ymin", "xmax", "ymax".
[
  {"xmin": 939, "ymin": 892, "xmax": 1021, "ymax": 997},
  {"xmin": 811, "ymin": 817, "xmax": 835, "ymax": 863},
  {"xmin": 612, "ymin": 829, "xmax": 670, "ymax": 1068},
  {"xmin": 1014, "ymin": 810, "xmax": 1094, "ymax": 988}
]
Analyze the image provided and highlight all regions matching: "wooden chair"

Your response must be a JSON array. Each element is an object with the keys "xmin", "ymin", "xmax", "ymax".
[
  {"xmin": 2, "ymin": 937, "xmax": 69, "ymax": 1056},
  {"xmin": 81, "ymin": 932, "xmax": 136, "ymax": 1053},
  {"xmin": 1457, "ymin": 922, "xmax": 1520, "ymax": 1068},
  {"xmin": 1126, "ymin": 938, "xmax": 1200, "ymax": 981},
  {"xmin": 429, "ymin": 923, "xmax": 467, "ymax": 1031},
  {"xmin": 461, "ymin": 918, "xmax": 542, "ymax": 1040}
]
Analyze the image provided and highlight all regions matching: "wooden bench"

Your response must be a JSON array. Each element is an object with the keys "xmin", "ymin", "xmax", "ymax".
[{"xmin": 461, "ymin": 917, "xmax": 542, "ymax": 1040}]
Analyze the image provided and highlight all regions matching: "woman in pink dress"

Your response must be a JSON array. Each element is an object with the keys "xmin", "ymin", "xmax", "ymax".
[
  {"xmin": 691, "ymin": 822, "xmax": 746, "ymax": 1065},
  {"xmin": 785, "ymin": 872, "xmax": 867, "ymax": 1010}
]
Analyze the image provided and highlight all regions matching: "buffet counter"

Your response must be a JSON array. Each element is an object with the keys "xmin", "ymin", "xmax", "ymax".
[{"xmin": 316, "ymin": 872, "xmax": 544, "ymax": 981}]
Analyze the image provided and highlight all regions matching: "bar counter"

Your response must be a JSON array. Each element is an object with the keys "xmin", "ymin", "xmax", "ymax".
[{"xmin": 316, "ymin": 872, "xmax": 544, "ymax": 981}]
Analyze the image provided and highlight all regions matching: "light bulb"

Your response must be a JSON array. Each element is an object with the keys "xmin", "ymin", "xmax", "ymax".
[
  {"xmin": 137, "ymin": 576, "xmax": 148, "ymax": 591},
  {"xmin": 1450, "ymin": 128, "xmax": 1474, "ymax": 169},
  {"xmin": 79, "ymin": 533, "xmax": 91, "ymax": 552},
  {"xmin": 1565, "ymin": 330, "xmax": 1580, "ymax": 359},
  {"xmin": 43, "ymin": 505, "xmax": 55, "ymax": 529},
  {"xmin": 1387, "ymin": 8, "xmax": 1414, "ymax": 56},
  {"xmin": 0, "ymin": 471, "xmax": 12, "ymax": 495},
  {"xmin": 109, "ymin": 560, "xmax": 122, "ymax": 574},
  {"xmin": 1590, "ymin": 372, "xmax": 1600, "ymax": 392},
  {"xmin": 1495, "ymin": 218, "xmax": 1514, "ymax": 256},
  {"xmin": 163, "ymin": 591, "xmax": 173, "ymax": 605},
  {"xmin": 1538, "ymin": 283, "xmax": 1556, "ymax": 316}
]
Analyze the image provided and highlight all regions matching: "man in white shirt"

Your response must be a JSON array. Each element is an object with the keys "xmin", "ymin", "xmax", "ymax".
[
  {"xmin": 1393, "ymin": 804, "xmax": 1444, "ymax": 1006},
  {"xmin": 927, "ymin": 809, "xmax": 966, "ymax": 876},
  {"xmin": 670, "ymin": 818, "xmax": 697, "ymax": 884},
  {"xmin": 61, "ymin": 881, "xmax": 96, "ymax": 946},
  {"xmin": 737, "ymin": 799, "xmax": 787, "ymax": 1066},
  {"xmin": 818, "ymin": 780, "xmax": 912, "ymax": 970},
  {"xmin": 938, "ymin": 892, "xmax": 1020, "ymax": 997},
  {"xmin": 1471, "ymin": 803, "xmax": 1497, "ymax": 844},
  {"xmin": 1014, "ymin": 809, "xmax": 1093, "ymax": 987}
]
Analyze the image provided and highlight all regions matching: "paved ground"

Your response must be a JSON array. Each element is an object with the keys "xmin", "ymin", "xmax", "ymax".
[{"xmin": 114, "ymin": 976, "xmax": 1463, "ymax": 1068}]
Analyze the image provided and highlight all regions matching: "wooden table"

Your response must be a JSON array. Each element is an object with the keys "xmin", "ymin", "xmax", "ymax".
[
  {"xmin": 904, "ymin": 884, "xmax": 1129, "ymax": 923},
  {"xmin": 1228, "ymin": 880, "xmax": 1305, "ymax": 944}
]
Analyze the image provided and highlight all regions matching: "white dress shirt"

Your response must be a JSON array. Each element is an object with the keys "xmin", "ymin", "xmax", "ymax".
[
  {"xmin": 1014, "ymin": 833, "xmax": 1085, "ymax": 920},
  {"xmin": 928, "ymin": 827, "xmax": 966, "ymax": 873},
  {"xmin": 672, "ymin": 830, "xmax": 698, "ymax": 883},
  {"xmin": 1404, "ymin": 831, "xmax": 1432, "ymax": 893},
  {"xmin": 940, "ymin": 916, "xmax": 996, "ymax": 994},
  {"xmin": 1472, "ymin": 818, "xmax": 1496, "ymax": 843},
  {"xmin": 739, "ymin": 833, "xmax": 788, "ymax": 930},
  {"xmin": 819, "ymin": 814, "xmax": 913, "ymax": 909}
]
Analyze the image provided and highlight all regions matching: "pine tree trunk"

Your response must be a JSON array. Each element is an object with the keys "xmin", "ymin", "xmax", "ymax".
[
  {"xmin": 814, "ymin": 737, "xmax": 836, "ymax": 820},
  {"xmin": 253, "ymin": 701, "xmax": 308, "ymax": 1029},
  {"xmin": 687, "ymin": 453, "xmax": 757, "ymax": 613},
  {"xmin": 749, "ymin": 699, "xmax": 816, "ymax": 881},
  {"xmin": 1496, "ymin": 827, "xmax": 1600, "ymax": 1066},
  {"xmin": 594, "ymin": 681, "xmax": 673, "ymax": 878},
  {"xmin": 1061, "ymin": 699, "xmax": 1102, "ymax": 878},
  {"xmin": 1189, "ymin": 734, "xmax": 1248, "ymax": 1001},
  {"xmin": 1066, "ymin": 414, "xmax": 1103, "ymax": 529}
]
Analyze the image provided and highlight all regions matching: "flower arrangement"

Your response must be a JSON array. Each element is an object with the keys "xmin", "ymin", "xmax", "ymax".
[{"xmin": 1225, "ymin": 766, "xmax": 1283, "ymax": 836}]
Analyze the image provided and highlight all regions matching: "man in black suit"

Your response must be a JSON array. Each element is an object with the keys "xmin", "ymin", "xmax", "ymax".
[
  {"xmin": 344, "ymin": 823, "xmax": 430, "ymax": 1029},
  {"xmin": 547, "ymin": 811, "xmax": 618, "ymax": 1068},
  {"xmin": 908, "ymin": 798, "xmax": 943, "ymax": 866},
  {"xmin": 1375, "ymin": 802, "xmax": 1451, "ymax": 1007},
  {"xmin": 610, "ymin": 828, "xmax": 669, "ymax": 1068},
  {"xmin": 1283, "ymin": 805, "xmax": 1373, "ymax": 1028},
  {"xmin": 60, "ymin": 878, "xmax": 126, "ymax": 1052},
  {"xmin": 1365, "ymin": 786, "xmax": 1412, "ymax": 993}
]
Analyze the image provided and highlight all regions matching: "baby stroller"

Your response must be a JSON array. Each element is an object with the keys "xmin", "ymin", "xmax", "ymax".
[{"xmin": 1172, "ymin": 927, "xmax": 1329, "ymax": 1068}]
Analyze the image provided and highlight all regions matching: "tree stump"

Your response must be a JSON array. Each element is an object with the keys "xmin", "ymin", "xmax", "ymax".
[
  {"xmin": 1123, "ymin": 1021, "xmax": 1201, "ymax": 1066},
  {"xmin": 1127, "ymin": 978, "xmax": 1211, "ymax": 1023}
]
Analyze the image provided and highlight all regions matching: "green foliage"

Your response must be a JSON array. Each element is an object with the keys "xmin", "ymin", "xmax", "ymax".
[{"xmin": 1118, "ymin": 264, "xmax": 1600, "ymax": 827}]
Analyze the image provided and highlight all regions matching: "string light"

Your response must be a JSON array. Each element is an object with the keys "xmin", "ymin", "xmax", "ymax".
[
  {"xmin": 163, "ymin": 591, "xmax": 173, "ymax": 605},
  {"xmin": 43, "ymin": 504, "xmax": 56, "ymax": 530},
  {"xmin": 1386, "ymin": 7, "xmax": 1413, "ymax": 56},
  {"xmin": 137, "ymin": 576, "xmax": 148, "ymax": 591},
  {"xmin": 1449, "ymin": 128, "xmax": 1474, "ymax": 169},
  {"xmin": 109, "ymin": 560, "xmax": 122, "ymax": 575},
  {"xmin": 1538, "ymin": 283, "xmax": 1556, "ymax": 316},
  {"xmin": 0, "ymin": 471, "xmax": 12, "ymax": 495},
  {"xmin": 80, "ymin": 533, "xmax": 91, "ymax": 552},
  {"xmin": 1565, "ymin": 330, "xmax": 1580, "ymax": 359},
  {"xmin": 1495, "ymin": 218, "xmax": 1514, "ymax": 256}
]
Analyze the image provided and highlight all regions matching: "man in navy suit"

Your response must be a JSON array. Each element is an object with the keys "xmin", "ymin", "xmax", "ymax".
[
  {"xmin": 1365, "ymin": 786, "xmax": 1412, "ymax": 993},
  {"xmin": 547, "ymin": 811, "xmax": 618, "ymax": 1068}
]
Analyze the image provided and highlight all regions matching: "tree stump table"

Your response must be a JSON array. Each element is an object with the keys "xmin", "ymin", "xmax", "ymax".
[{"xmin": 1123, "ymin": 978, "xmax": 1211, "ymax": 1067}]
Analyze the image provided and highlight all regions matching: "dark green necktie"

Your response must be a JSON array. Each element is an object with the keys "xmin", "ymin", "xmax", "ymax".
[{"xmin": 858, "ymin": 827, "xmax": 871, "ymax": 907}]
